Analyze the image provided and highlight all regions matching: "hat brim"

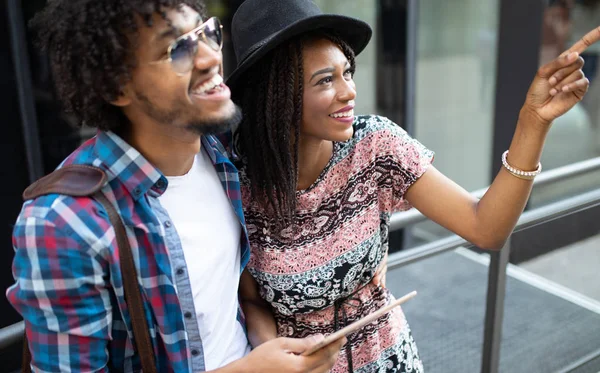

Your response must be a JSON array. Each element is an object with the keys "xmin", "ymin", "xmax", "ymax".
[{"xmin": 226, "ymin": 14, "xmax": 372, "ymax": 92}]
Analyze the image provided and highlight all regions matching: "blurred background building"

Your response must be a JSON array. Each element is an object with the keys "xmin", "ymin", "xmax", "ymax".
[{"xmin": 1, "ymin": 0, "xmax": 599, "ymax": 371}]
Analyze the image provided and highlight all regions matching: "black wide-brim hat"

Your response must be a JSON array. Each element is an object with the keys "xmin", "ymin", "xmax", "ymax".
[{"xmin": 226, "ymin": 0, "xmax": 373, "ymax": 92}]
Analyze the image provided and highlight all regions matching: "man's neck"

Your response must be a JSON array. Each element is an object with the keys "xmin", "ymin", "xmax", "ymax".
[{"xmin": 123, "ymin": 124, "xmax": 202, "ymax": 177}]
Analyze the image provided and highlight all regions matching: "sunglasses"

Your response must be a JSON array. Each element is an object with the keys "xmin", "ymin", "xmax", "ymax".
[{"xmin": 151, "ymin": 17, "xmax": 223, "ymax": 74}]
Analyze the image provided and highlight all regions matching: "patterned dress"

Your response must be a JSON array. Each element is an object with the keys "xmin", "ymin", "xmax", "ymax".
[{"xmin": 241, "ymin": 115, "xmax": 434, "ymax": 372}]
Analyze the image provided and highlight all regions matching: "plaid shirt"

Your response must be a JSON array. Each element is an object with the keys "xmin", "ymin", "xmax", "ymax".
[{"xmin": 7, "ymin": 131, "xmax": 250, "ymax": 372}]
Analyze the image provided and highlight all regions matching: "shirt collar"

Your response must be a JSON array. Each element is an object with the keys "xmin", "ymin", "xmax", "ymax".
[
  {"xmin": 201, "ymin": 134, "xmax": 231, "ymax": 165},
  {"xmin": 94, "ymin": 131, "xmax": 163, "ymax": 199},
  {"xmin": 93, "ymin": 131, "xmax": 231, "ymax": 199}
]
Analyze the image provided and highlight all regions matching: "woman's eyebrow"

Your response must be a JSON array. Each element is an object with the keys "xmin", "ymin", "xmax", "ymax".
[{"xmin": 310, "ymin": 67, "xmax": 335, "ymax": 82}]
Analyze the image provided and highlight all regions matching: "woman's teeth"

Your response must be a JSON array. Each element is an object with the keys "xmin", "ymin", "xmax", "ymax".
[
  {"xmin": 329, "ymin": 110, "xmax": 353, "ymax": 118},
  {"xmin": 192, "ymin": 74, "xmax": 224, "ymax": 94}
]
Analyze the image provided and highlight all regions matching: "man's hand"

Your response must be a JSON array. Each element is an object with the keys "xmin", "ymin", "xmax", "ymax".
[{"xmin": 236, "ymin": 335, "xmax": 346, "ymax": 373}]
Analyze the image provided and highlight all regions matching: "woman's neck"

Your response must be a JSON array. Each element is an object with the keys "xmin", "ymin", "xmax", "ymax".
[{"xmin": 296, "ymin": 136, "xmax": 333, "ymax": 190}]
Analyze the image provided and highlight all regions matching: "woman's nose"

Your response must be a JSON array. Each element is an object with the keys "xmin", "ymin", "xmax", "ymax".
[{"xmin": 337, "ymin": 79, "xmax": 357, "ymax": 102}]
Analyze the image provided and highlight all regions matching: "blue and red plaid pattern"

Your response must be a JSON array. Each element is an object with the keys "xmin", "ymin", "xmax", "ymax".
[{"xmin": 7, "ymin": 131, "xmax": 250, "ymax": 372}]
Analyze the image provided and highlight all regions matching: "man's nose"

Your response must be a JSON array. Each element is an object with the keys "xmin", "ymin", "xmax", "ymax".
[{"xmin": 193, "ymin": 40, "xmax": 222, "ymax": 72}]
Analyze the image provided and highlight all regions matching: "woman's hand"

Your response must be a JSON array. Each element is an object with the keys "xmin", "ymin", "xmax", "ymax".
[
  {"xmin": 373, "ymin": 252, "xmax": 388, "ymax": 288},
  {"xmin": 521, "ymin": 26, "xmax": 600, "ymax": 127}
]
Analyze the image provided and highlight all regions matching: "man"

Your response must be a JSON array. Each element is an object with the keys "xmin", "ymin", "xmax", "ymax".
[{"xmin": 6, "ymin": 1, "xmax": 343, "ymax": 372}]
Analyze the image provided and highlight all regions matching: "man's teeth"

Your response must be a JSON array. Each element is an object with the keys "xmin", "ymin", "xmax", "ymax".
[
  {"xmin": 193, "ymin": 75, "xmax": 224, "ymax": 94},
  {"xmin": 329, "ymin": 110, "xmax": 354, "ymax": 118}
]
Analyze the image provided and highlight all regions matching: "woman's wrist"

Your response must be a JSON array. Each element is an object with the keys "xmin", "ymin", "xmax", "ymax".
[
  {"xmin": 247, "ymin": 323, "xmax": 278, "ymax": 348},
  {"xmin": 503, "ymin": 109, "xmax": 550, "ymax": 172},
  {"xmin": 250, "ymin": 332, "xmax": 277, "ymax": 348},
  {"xmin": 514, "ymin": 108, "xmax": 551, "ymax": 147},
  {"xmin": 518, "ymin": 106, "xmax": 552, "ymax": 134}
]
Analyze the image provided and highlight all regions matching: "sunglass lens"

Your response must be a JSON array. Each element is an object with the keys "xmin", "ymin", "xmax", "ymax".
[
  {"xmin": 203, "ymin": 18, "xmax": 223, "ymax": 51},
  {"xmin": 170, "ymin": 35, "xmax": 198, "ymax": 73}
]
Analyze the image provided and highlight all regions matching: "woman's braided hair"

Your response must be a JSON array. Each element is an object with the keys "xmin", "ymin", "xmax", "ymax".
[
  {"xmin": 234, "ymin": 31, "xmax": 356, "ymax": 222},
  {"xmin": 29, "ymin": 0, "xmax": 206, "ymax": 131}
]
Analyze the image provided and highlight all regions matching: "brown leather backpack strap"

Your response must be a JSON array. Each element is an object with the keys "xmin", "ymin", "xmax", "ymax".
[
  {"xmin": 20, "ymin": 165, "xmax": 156, "ymax": 373},
  {"xmin": 22, "ymin": 165, "xmax": 107, "ymax": 200},
  {"xmin": 93, "ymin": 192, "xmax": 157, "ymax": 373}
]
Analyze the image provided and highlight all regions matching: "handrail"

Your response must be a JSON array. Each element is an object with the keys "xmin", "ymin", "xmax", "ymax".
[
  {"xmin": 0, "ymin": 321, "xmax": 23, "ymax": 350},
  {"xmin": 386, "ymin": 183, "xmax": 600, "ymax": 373},
  {"xmin": 388, "ymin": 187, "xmax": 600, "ymax": 270},
  {"xmin": 390, "ymin": 156, "xmax": 600, "ymax": 231}
]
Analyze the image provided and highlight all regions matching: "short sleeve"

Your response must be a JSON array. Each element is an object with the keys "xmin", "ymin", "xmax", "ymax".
[{"xmin": 360, "ymin": 116, "xmax": 434, "ymax": 213}]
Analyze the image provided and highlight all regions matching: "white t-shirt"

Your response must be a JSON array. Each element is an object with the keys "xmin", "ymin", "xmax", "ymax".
[{"xmin": 159, "ymin": 148, "xmax": 250, "ymax": 370}]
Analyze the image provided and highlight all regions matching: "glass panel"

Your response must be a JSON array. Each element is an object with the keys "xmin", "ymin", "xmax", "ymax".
[
  {"xmin": 406, "ymin": 0, "xmax": 500, "ymax": 246},
  {"xmin": 529, "ymin": 0, "xmax": 600, "ymax": 208},
  {"xmin": 414, "ymin": 0, "xmax": 499, "ymax": 192},
  {"xmin": 539, "ymin": 0, "xmax": 600, "ymax": 169}
]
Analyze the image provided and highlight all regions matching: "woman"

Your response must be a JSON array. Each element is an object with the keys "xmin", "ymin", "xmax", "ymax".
[{"xmin": 227, "ymin": 0, "xmax": 597, "ymax": 371}]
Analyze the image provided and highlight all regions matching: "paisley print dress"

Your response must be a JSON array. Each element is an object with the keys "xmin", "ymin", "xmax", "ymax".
[{"xmin": 241, "ymin": 115, "xmax": 434, "ymax": 372}]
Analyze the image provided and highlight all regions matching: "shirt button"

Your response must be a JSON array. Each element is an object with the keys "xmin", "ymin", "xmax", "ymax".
[
  {"xmin": 176, "ymin": 268, "xmax": 185, "ymax": 275},
  {"xmin": 133, "ymin": 187, "xmax": 142, "ymax": 195},
  {"xmin": 191, "ymin": 349, "xmax": 200, "ymax": 356},
  {"xmin": 184, "ymin": 311, "xmax": 193, "ymax": 319},
  {"xmin": 156, "ymin": 179, "xmax": 166, "ymax": 189},
  {"xmin": 164, "ymin": 221, "xmax": 172, "ymax": 228}
]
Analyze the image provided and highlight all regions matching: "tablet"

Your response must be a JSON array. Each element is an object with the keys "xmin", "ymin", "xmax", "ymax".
[{"xmin": 301, "ymin": 290, "xmax": 417, "ymax": 356}]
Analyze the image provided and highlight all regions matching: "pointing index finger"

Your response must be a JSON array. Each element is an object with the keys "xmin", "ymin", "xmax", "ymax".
[{"xmin": 564, "ymin": 26, "xmax": 600, "ymax": 56}]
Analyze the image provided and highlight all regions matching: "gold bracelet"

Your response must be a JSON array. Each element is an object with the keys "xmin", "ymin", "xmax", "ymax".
[{"xmin": 501, "ymin": 150, "xmax": 542, "ymax": 180}]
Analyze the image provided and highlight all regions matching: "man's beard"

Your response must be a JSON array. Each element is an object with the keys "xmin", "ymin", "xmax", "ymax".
[
  {"xmin": 185, "ymin": 105, "xmax": 242, "ymax": 135},
  {"xmin": 136, "ymin": 91, "xmax": 243, "ymax": 135}
]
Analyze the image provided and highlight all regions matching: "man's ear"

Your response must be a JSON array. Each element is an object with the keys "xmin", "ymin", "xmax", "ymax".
[{"xmin": 110, "ymin": 85, "xmax": 133, "ymax": 107}]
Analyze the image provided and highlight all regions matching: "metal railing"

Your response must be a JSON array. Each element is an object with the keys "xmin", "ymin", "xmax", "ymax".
[
  {"xmin": 387, "ymin": 187, "xmax": 600, "ymax": 373},
  {"xmin": 0, "ymin": 321, "xmax": 23, "ymax": 351},
  {"xmin": 390, "ymin": 156, "xmax": 600, "ymax": 231},
  {"xmin": 387, "ymin": 156, "xmax": 600, "ymax": 373},
  {"xmin": 1, "ymin": 157, "xmax": 600, "ymax": 371}
]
